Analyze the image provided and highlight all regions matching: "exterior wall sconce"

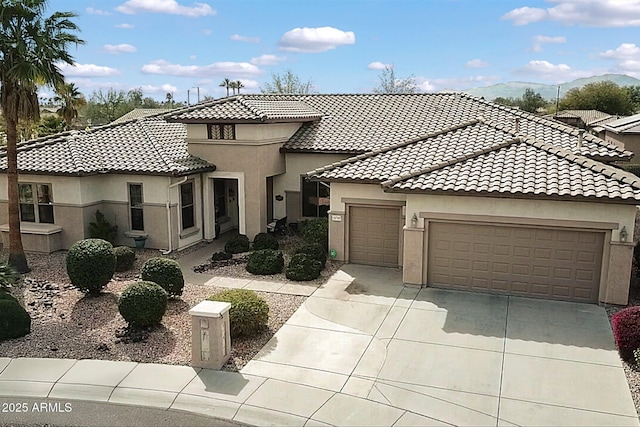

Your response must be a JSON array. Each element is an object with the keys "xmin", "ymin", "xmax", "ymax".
[
  {"xmin": 275, "ymin": 195, "xmax": 284, "ymax": 201},
  {"xmin": 410, "ymin": 213, "xmax": 418, "ymax": 228},
  {"xmin": 620, "ymin": 226, "xmax": 628, "ymax": 242}
]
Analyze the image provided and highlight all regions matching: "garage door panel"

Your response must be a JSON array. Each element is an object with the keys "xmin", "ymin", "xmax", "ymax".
[
  {"xmin": 349, "ymin": 206, "xmax": 400, "ymax": 267},
  {"xmin": 427, "ymin": 222, "xmax": 603, "ymax": 303}
]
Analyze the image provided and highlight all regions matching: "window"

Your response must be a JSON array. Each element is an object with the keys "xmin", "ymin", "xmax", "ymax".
[
  {"xmin": 19, "ymin": 183, "xmax": 54, "ymax": 224},
  {"xmin": 180, "ymin": 181, "xmax": 195, "ymax": 230},
  {"xmin": 301, "ymin": 177, "xmax": 329, "ymax": 217},
  {"xmin": 208, "ymin": 124, "xmax": 235, "ymax": 140},
  {"xmin": 128, "ymin": 184, "xmax": 144, "ymax": 231}
]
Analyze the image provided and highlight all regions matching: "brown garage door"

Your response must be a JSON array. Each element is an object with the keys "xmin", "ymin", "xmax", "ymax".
[
  {"xmin": 349, "ymin": 206, "xmax": 400, "ymax": 267},
  {"xmin": 427, "ymin": 222, "xmax": 604, "ymax": 303}
]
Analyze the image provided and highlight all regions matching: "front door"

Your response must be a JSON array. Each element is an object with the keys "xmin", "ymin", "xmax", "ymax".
[{"xmin": 213, "ymin": 178, "xmax": 239, "ymax": 234}]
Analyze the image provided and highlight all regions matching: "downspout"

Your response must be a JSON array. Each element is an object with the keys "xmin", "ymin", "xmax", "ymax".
[{"xmin": 161, "ymin": 176, "xmax": 188, "ymax": 255}]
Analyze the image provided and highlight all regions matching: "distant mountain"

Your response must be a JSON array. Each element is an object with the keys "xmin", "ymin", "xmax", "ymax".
[{"xmin": 462, "ymin": 74, "xmax": 640, "ymax": 101}]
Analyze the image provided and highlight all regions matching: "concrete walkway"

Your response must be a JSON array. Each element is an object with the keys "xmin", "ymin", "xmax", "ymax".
[{"xmin": 1, "ymin": 263, "xmax": 638, "ymax": 426}]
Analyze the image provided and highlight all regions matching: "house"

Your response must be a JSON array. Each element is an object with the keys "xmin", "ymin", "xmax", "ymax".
[
  {"xmin": 603, "ymin": 113, "xmax": 640, "ymax": 162},
  {"xmin": 548, "ymin": 109, "xmax": 618, "ymax": 138},
  {"xmin": 0, "ymin": 93, "xmax": 638, "ymax": 305}
]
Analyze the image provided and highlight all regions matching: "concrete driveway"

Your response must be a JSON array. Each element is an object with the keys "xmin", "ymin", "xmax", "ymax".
[{"xmin": 240, "ymin": 264, "xmax": 639, "ymax": 426}]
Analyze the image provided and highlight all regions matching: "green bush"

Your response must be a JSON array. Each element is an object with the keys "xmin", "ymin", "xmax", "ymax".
[
  {"xmin": 253, "ymin": 232, "xmax": 279, "ymax": 250},
  {"xmin": 301, "ymin": 218, "xmax": 328, "ymax": 251},
  {"xmin": 294, "ymin": 242, "xmax": 327, "ymax": 268},
  {"xmin": 211, "ymin": 251, "xmax": 232, "ymax": 261},
  {"xmin": 66, "ymin": 239, "xmax": 116, "ymax": 295},
  {"xmin": 0, "ymin": 263, "xmax": 19, "ymax": 291},
  {"xmin": 89, "ymin": 210, "xmax": 118, "ymax": 245},
  {"xmin": 118, "ymin": 281, "xmax": 168, "ymax": 327},
  {"xmin": 224, "ymin": 234, "xmax": 250, "ymax": 254},
  {"xmin": 286, "ymin": 253, "xmax": 322, "ymax": 281},
  {"xmin": 140, "ymin": 257, "xmax": 184, "ymax": 297},
  {"xmin": 114, "ymin": 246, "xmax": 136, "ymax": 272},
  {"xmin": 246, "ymin": 249, "xmax": 284, "ymax": 275},
  {"xmin": 207, "ymin": 289, "xmax": 269, "ymax": 338},
  {"xmin": 0, "ymin": 299, "xmax": 31, "ymax": 341},
  {"xmin": 0, "ymin": 290, "xmax": 18, "ymax": 303}
]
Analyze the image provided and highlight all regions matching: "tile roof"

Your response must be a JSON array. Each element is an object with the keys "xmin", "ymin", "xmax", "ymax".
[
  {"xmin": 165, "ymin": 96, "xmax": 323, "ymax": 122},
  {"xmin": 308, "ymin": 118, "xmax": 640, "ymax": 203},
  {"xmin": 111, "ymin": 108, "xmax": 173, "ymax": 124},
  {"xmin": 0, "ymin": 115, "xmax": 214, "ymax": 176},
  {"xmin": 604, "ymin": 113, "xmax": 640, "ymax": 134},
  {"xmin": 553, "ymin": 110, "xmax": 615, "ymax": 126}
]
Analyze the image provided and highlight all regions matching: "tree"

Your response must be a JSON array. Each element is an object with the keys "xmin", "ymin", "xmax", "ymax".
[
  {"xmin": 54, "ymin": 82, "xmax": 86, "ymax": 129},
  {"xmin": 235, "ymin": 80, "xmax": 244, "ymax": 94},
  {"xmin": 519, "ymin": 88, "xmax": 548, "ymax": 113},
  {"xmin": 559, "ymin": 81, "xmax": 634, "ymax": 116},
  {"xmin": 38, "ymin": 115, "xmax": 65, "ymax": 136},
  {"xmin": 260, "ymin": 69, "xmax": 314, "ymax": 94},
  {"xmin": 372, "ymin": 65, "xmax": 417, "ymax": 94},
  {"xmin": 0, "ymin": 0, "xmax": 83, "ymax": 272},
  {"xmin": 624, "ymin": 85, "xmax": 640, "ymax": 113},
  {"xmin": 219, "ymin": 78, "xmax": 232, "ymax": 97},
  {"xmin": 229, "ymin": 81, "xmax": 238, "ymax": 95},
  {"xmin": 165, "ymin": 92, "xmax": 174, "ymax": 108},
  {"xmin": 85, "ymin": 89, "xmax": 131, "ymax": 125}
]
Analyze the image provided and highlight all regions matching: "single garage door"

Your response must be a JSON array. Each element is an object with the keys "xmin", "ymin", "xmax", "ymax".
[
  {"xmin": 427, "ymin": 222, "xmax": 604, "ymax": 303},
  {"xmin": 349, "ymin": 206, "xmax": 401, "ymax": 267}
]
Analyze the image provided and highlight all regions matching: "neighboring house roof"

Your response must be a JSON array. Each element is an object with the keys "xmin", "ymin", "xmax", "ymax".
[
  {"xmin": 168, "ymin": 93, "xmax": 630, "ymax": 161},
  {"xmin": 0, "ymin": 114, "xmax": 215, "ymax": 176},
  {"xmin": 308, "ymin": 118, "xmax": 640, "ymax": 203},
  {"xmin": 165, "ymin": 97, "xmax": 323, "ymax": 123},
  {"xmin": 604, "ymin": 113, "xmax": 640, "ymax": 134},
  {"xmin": 112, "ymin": 108, "xmax": 172, "ymax": 124},
  {"xmin": 552, "ymin": 110, "xmax": 615, "ymax": 127}
]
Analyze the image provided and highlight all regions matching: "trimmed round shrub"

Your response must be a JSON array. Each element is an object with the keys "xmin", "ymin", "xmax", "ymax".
[
  {"xmin": 114, "ymin": 246, "xmax": 136, "ymax": 272},
  {"xmin": 246, "ymin": 249, "xmax": 284, "ymax": 275},
  {"xmin": 253, "ymin": 232, "xmax": 279, "ymax": 250},
  {"xmin": 0, "ymin": 263, "xmax": 19, "ymax": 290},
  {"xmin": 118, "ymin": 281, "xmax": 168, "ymax": 327},
  {"xmin": 294, "ymin": 242, "xmax": 327, "ymax": 268},
  {"xmin": 301, "ymin": 218, "xmax": 328, "ymax": 251},
  {"xmin": 211, "ymin": 251, "xmax": 233, "ymax": 262},
  {"xmin": 286, "ymin": 253, "xmax": 322, "ymax": 281},
  {"xmin": 66, "ymin": 239, "xmax": 116, "ymax": 295},
  {"xmin": 0, "ymin": 299, "xmax": 31, "ymax": 341},
  {"xmin": 207, "ymin": 289, "xmax": 269, "ymax": 338},
  {"xmin": 140, "ymin": 257, "xmax": 184, "ymax": 297},
  {"xmin": 0, "ymin": 290, "xmax": 18, "ymax": 304},
  {"xmin": 612, "ymin": 306, "xmax": 640, "ymax": 362},
  {"xmin": 224, "ymin": 234, "xmax": 250, "ymax": 254}
]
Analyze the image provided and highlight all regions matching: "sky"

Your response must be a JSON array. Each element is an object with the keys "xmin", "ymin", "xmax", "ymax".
[{"xmin": 44, "ymin": 0, "xmax": 640, "ymax": 102}]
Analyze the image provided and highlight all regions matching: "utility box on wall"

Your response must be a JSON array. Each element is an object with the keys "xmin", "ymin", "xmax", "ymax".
[{"xmin": 189, "ymin": 300, "xmax": 232, "ymax": 369}]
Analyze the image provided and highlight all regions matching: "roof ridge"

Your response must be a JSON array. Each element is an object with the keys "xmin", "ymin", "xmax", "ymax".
[
  {"xmin": 237, "ymin": 97, "xmax": 268, "ymax": 120},
  {"xmin": 381, "ymin": 137, "xmax": 521, "ymax": 188},
  {"xmin": 137, "ymin": 119, "xmax": 177, "ymax": 172},
  {"xmin": 66, "ymin": 131, "xmax": 94, "ymax": 174},
  {"xmin": 307, "ymin": 118, "xmax": 481, "ymax": 177}
]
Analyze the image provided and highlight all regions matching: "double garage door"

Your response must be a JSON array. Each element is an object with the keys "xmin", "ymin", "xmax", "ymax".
[{"xmin": 427, "ymin": 222, "xmax": 604, "ymax": 303}]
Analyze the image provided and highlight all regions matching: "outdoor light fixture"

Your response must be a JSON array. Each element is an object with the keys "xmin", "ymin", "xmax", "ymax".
[
  {"xmin": 410, "ymin": 213, "xmax": 418, "ymax": 228},
  {"xmin": 620, "ymin": 226, "xmax": 628, "ymax": 242}
]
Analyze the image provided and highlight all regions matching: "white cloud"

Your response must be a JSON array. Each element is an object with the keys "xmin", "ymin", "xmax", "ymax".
[
  {"xmin": 368, "ymin": 61, "xmax": 391, "ymax": 70},
  {"xmin": 141, "ymin": 83, "xmax": 179, "ymax": 94},
  {"xmin": 418, "ymin": 75, "xmax": 501, "ymax": 92},
  {"xmin": 189, "ymin": 55, "xmax": 197, "ymax": 60},
  {"xmin": 115, "ymin": 23, "xmax": 134, "ymax": 29},
  {"xmin": 278, "ymin": 26, "xmax": 355, "ymax": 53},
  {"xmin": 250, "ymin": 54, "xmax": 285, "ymax": 66},
  {"xmin": 600, "ymin": 43, "xmax": 640, "ymax": 59},
  {"xmin": 103, "ymin": 43, "xmax": 137, "ymax": 54},
  {"xmin": 531, "ymin": 35, "xmax": 566, "ymax": 52},
  {"xmin": 141, "ymin": 59, "xmax": 262, "ymax": 78},
  {"xmin": 502, "ymin": 0, "xmax": 640, "ymax": 27},
  {"xmin": 116, "ymin": 0, "xmax": 216, "ymax": 17},
  {"xmin": 465, "ymin": 59, "xmax": 489, "ymax": 68},
  {"xmin": 202, "ymin": 29, "xmax": 212, "ymax": 36},
  {"xmin": 515, "ymin": 60, "xmax": 593, "ymax": 82},
  {"xmin": 87, "ymin": 7, "xmax": 111, "ymax": 15},
  {"xmin": 58, "ymin": 63, "xmax": 121, "ymax": 77},
  {"xmin": 231, "ymin": 34, "xmax": 260, "ymax": 43}
]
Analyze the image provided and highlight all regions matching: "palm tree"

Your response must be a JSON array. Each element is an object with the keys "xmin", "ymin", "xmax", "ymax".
[
  {"xmin": 54, "ymin": 82, "xmax": 86, "ymax": 129},
  {"xmin": 0, "ymin": 0, "xmax": 83, "ymax": 272},
  {"xmin": 235, "ymin": 80, "xmax": 244, "ymax": 94},
  {"xmin": 229, "ymin": 81, "xmax": 238, "ymax": 95},
  {"xmin": 219, "ymin": 78, "xmax": 232, "ymax": 97}
]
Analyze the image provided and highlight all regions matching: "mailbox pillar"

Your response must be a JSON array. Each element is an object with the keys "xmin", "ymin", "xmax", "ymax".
[{"xmin": 189, "ymin": 300, "xmax": 232, "ymax": 369}]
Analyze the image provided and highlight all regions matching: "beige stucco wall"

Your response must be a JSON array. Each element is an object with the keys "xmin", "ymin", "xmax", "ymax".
[
  {"xmin": 605, "ymin": 131, "xmax": 640, "ymax": 162},
  {"xmin": 186, "ymin": 123, "xmax": 302, "ymax": 142}
]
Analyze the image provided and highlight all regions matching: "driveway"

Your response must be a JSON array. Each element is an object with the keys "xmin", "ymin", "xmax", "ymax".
[{"xmin": 239, "ymin": 264, "xmax": 639, "ymax": 426}]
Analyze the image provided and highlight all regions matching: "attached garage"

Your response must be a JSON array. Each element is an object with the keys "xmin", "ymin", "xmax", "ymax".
[
  {"xmin": 426, "ymin": 222, "xmax": 605, "ymax": 303},
  {"xmin": 349, "ymin": 206, "xmax": 401, "ymax": 267}
]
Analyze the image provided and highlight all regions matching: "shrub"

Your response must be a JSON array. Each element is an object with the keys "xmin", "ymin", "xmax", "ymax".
[
  {"xmin": 89, "ymin": 210, "xmax": 118, "ymax": 245},
  {"xmin": 253, "ymin": 232, "xmax": 279, "ymax": 250},
  {"xmin": 0, "ymin": 299, "xmax": 31, "ymax": 341},
  {"xmin": 0, "ymin": 290, "xmax": 18, "ymax": 303},
  {"xmin": 0, "ymin": 263, "xmax": 19, "ymax": 291},
  {"xmin": 140, "ymin": 257, "xmax": 184, "ymax": 297},
  {"xmin": 114, "ymin": 246, "xmax": 136, "ymax": 272},
  {"xmin": 207, "ymin": 289, "xmax": 269, "ymax": 338},
  {"xmin": 301, "ymin": 218, "xmax": 328, "ymax": 251},
  {"xmin": 246, "ymin": 249, "xmax": 284, "ymax": 275},
  {"xmin": 612, "ymin": 306, "xmax": 640, "ymax": 362},
  {"xmin": 118, "ymin": 281, "xmax": 168, "ymax": 327},
  {"xmin": 66, "ymin": 239, "xmax": 116, "ymax": 295},
  {"xmin": 224, "ymin": 234, "xmax": 250, "ymax": 254},
  {"xmin": 286, "ymin": 253, "xmax": 322, "ymax": 281},
  {"xmin": 294, "ymin": 242, "xmax": 327, "ymax": 268},
  {"xmin": 211, "ymin": 251, "xmax": 233, "ymax": 262}
]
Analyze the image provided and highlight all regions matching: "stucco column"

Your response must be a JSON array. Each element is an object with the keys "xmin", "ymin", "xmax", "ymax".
[
  {"xmin": 604, "ymin": 241, "xmax": 635, "ymax": 305},
  {"xmin": 327, "ymin": 211, "xmax": 345, "ymax": 261},
  {"xmin": 403, "ymin": 226, "xmax": 424, "ymax": 285}
]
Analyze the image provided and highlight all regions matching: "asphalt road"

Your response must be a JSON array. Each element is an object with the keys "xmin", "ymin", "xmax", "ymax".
[{"xmin": 0, "ymin": 397, "xmax": 248, "ymax": 427}]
